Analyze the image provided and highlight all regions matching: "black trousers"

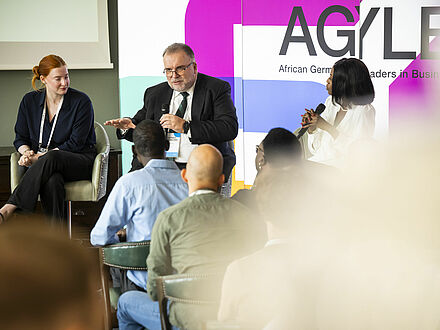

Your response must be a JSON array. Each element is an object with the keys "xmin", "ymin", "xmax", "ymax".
[
  {"xmin": 8, "ymin": 150, "xmax": 95, "ymax": 220},
  {"xmin": 109, "ymin": 268, "xmax": 145, "ymax": 293}
]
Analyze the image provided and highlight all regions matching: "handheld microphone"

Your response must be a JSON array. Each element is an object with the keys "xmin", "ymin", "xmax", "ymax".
[
  {"xmin": 161, "ymin": 104, "xmax": 169, "ymax": 135},
  {"xmin": 296, "ymin": 103, "xmax": 326, "ymax": 139}
]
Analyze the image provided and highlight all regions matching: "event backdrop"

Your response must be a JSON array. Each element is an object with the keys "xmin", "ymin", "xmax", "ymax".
[{"xmin": 118, "ymin": 0, "xmax": 439, "ymax": 191}]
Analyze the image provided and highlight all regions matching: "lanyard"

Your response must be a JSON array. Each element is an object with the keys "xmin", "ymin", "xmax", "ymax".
[{"xmin": 38, "ymin": 96, "xmax": 63, "ymax": 151}]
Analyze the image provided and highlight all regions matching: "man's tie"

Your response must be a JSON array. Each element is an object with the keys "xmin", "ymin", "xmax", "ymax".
[{"xmin": 175, "ymin": 92, "xmax": 189, "ymax": 118}]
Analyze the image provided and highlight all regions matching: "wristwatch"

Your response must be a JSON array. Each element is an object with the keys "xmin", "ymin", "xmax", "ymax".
[{"xmin": 183, "ymin": 121, "xmax": 190, "ymax": 134}]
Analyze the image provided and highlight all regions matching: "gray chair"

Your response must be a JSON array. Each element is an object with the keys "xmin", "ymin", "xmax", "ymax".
[{"xmin": 10, "ymin": 121, "xmax": 110, "ymax": 237}]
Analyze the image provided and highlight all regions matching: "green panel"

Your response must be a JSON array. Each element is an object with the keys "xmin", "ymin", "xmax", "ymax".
[{"xmin": 119, "ymin": 76, "xmax": 166, "ymax": 173}]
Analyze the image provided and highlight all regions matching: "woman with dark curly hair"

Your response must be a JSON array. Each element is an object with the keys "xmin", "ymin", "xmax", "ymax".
[{"xmin": 302, "ymin": 58, "xmax": 376, "ymax": 167}]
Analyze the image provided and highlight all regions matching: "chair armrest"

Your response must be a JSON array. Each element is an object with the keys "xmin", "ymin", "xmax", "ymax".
[
  {"xmin": 91, "ymin": 151, "xmax": 109, "ymax": 201},
  {"xmin": 92, "ymin": 121, "xmax": 110, "ymax": 201},
  {"xmin": 10, "ymin": 152, "xmax": 22, "ymax": 192}
]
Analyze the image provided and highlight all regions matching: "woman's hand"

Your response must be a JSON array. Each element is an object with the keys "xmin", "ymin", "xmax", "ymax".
[
  {"xmin": 29, "ymin": 152, "xmax": 45, "ymax": 164},
  {"xmin": 18, "ymin": 152, "xmax": 45, "ymax": 167},
  {"xmin": 302, "ymin": 108, "xmax": 339, "ymax": 139},
  {"xmin": 301, "ymin": 108, "xmax": 320, "ymax": 133},
  {"xmin": 18, "ymin": 150, "xmax": 35, "ymax": 167},
  {"xmin": 18, "ymin": 154, "xmax": 32, "ymax": 167}
]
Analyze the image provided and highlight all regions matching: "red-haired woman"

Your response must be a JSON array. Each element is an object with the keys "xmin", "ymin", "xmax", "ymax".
[{"xmin": 0, "ymin": 55, "xmax": 96, "ymax": 223}]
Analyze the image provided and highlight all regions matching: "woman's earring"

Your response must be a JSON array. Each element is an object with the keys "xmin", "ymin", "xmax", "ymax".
[{"xmin": 258, "ymin": 161, "xmax": 263, "ymax": 171}]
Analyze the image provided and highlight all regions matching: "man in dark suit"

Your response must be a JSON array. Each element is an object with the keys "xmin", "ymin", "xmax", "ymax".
[{"xmin": 105, "ymin": 43, "xmax": 238, "ymax": 180}]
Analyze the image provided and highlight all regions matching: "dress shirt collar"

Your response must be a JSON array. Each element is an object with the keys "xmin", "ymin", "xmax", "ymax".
[
  {"xmin": 189, "ymin": 189, "xmax": 217, "ymax": 197},
  {"xmin": 172, "ymin": 75, "xmax": 197, "ymax": 99},
  {"xmin": 144, "ymin": 158, "xmax": 180, "ymax": 170}
]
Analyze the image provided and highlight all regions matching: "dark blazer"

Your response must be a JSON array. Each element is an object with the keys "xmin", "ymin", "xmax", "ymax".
[
  {"xmin": 118, "ymin": 73, "xmax": 238, "ymax": 180},
  {"xmin": 14, "ymin": 88, "xmax": 96, "ymax": 153}
]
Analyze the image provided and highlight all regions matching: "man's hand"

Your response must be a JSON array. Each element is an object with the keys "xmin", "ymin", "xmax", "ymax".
[
  {"xmin": 116, "ymin": 228, "xmax": 127, "ymax": 242},
  {"xmin": 160, "ymin": 114, "xmax": 185, "ymax": 133},
  {"xmin": 104, "ymin": 118, "xmax": 136, "ymax": 130}
]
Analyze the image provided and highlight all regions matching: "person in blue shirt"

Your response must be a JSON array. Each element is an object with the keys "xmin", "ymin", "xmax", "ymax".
[
  {"xmin": 0, "ymin": 54, "xmax": 96, "ymax": 223},
  {"xmin": 90, "ymin": 119, "xmax": 188, "ymax": 291}
]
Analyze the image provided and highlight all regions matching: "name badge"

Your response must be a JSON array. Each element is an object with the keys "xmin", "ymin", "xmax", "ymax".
[{"xmin": 166, "ymin": 132, "xmax": 180, "ymax": 158}]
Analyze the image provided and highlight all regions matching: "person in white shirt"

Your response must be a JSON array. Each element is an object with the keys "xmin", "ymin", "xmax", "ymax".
[{"xmin": 301, "ymin": 58, "xmax": 376, "ymax": 168}]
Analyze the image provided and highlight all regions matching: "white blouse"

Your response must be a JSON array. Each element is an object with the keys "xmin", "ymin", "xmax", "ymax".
[{"xmin": 307, "ymin": 95, "xmax": 376, "ymax": 168}]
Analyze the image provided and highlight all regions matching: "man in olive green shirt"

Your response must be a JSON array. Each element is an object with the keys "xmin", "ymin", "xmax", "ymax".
[{"xmin": 117, "ymin": 144, "xmax": 265, "ymax": 330}]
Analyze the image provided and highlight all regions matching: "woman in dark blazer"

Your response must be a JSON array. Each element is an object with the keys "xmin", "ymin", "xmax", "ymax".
[{"xmin": 0, "ymin": 55, "xmax": 96, "ymax": 223}]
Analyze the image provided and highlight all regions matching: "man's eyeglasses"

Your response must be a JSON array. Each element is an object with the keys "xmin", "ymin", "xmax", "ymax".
[
  {"xmin": 163, "ymin": 62, "xmax": 193, "ymax": 77},
  {"xmin": 256, "ymin": 145, "xmax": 263, "ymax": 154}
]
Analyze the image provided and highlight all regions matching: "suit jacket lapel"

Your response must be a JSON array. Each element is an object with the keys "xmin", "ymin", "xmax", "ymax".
[
  {"xmin": 165, "ymin": 85, "xmax": 173, "ymax": 105},
  {"xmin": 154, "ymin": 85, "xmax": 173, "ymax": 120},
  {"xmin": 191, "ymin": 73, "xmax": 206, "ymax": 121}
]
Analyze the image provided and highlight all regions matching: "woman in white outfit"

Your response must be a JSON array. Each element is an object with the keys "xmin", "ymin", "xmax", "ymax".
[{"xmin": 302, "ymin": 58, "xmax": 375, "ymax": 168}]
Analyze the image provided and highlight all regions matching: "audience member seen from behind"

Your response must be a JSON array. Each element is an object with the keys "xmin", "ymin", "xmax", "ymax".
[
  {"xmin": 301, "ymin": 58, "xmax": 375, "ymax": 168},
  {"xmin": 90, "ymin": 119, "xmax": 188, "ymax": 292},
  {"xmin": 0, "ymin": 217, "xmax": 101, "ymax": 330},
  {"xmin": 0, "ymin": 54, "xmax": 96, "ymax": 223},
  {"xmin": 117, "ymin": 144, "xmax": 264, "ymax": 330},
  {"xmin": 219, "ymin": 169, "xmax": 309, "ymax": 328},
  {"xmin": 232, "ymin": 127, "xmax": 302, "ymax": 207}
]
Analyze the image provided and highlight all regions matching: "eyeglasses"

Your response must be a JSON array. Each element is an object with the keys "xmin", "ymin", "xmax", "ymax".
[
  {"xmin": 256, "ymin": 145, "xmax": 263, "ymax": 154},
  {"xmin": 163, "ymin": 62, "xmax": 194, "ymax": 77}
]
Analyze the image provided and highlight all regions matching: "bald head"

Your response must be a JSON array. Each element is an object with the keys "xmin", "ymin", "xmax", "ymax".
[{"xmin": 183, "ymin": 144, "xmax": 224, "ymax": 193}]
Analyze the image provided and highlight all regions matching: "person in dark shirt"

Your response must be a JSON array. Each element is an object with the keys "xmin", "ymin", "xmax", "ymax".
[
  {"xmin": 232, "ymin": 127, "xmax": 302, "ymax": 207},
  {"xmin": 0, "ymin": 54, "xmax": 96, "ymax": 223}
]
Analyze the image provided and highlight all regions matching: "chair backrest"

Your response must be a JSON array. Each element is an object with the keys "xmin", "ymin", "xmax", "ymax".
[
  {"xmin": 156, "ymin": 273, "xmax": 224, "ymax": 330},
  {"xmin": 101, "ymin": 240, "xmax": 150, "ymax": 270},
  {"xmin": 99, "ymin": 240, "xmax": 150, "ymax": 330},
  {"xmin": 95, "ymin": 121, "xmax": 110, "ymax": 155},
  {"xmin": 92, "ymin": 121, "xmax": 110, "ymax": 200}
]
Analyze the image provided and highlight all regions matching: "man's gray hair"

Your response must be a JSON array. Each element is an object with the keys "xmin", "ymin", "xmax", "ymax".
[{"xmin": 163, "ymin": 43, "xmax": 195, "ymax": 60}]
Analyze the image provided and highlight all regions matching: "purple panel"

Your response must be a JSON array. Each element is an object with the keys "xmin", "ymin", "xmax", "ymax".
[
  {"xmin": 185, "ymin": 0, "xmax": 359, "ymax": 77},
  {"xmin": 185, "ymin": 0, "xmax": 241, "ymax": 77},
  {"xmin": 389, "ymin": 37, "xmax": 440, "ymax": 126},
  {"xmin": 242, "ymin": 0, "xmax": 360, "ymax": 26}
]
